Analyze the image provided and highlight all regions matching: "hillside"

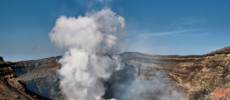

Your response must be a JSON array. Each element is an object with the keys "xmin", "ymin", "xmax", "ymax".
[
  {"xmin": 122, "ymin": 49, "xmax": 230, "ymax": 100},
  {"xmin": 1, "ymin": 47, "xmax": 230, "ymax": 99}
]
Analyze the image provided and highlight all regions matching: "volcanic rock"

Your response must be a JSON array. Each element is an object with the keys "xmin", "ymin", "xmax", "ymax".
[
  {"xmin": 1, "ymin": 47, "xmax": 230, "ymax": 99},
  {"xmin": 0, "ymin": 56, "xmax": 3, "ymax": 62}
]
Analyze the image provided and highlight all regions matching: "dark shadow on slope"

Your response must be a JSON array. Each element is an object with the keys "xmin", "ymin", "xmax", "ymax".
[{"xmin": 103, "ymin": 63, "xmax": 136, "ymax": 99}]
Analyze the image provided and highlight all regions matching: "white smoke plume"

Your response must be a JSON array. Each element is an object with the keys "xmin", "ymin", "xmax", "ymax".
[
  {"xmin": 123, "ymin": 77, "xmax": 183, "ymax": 100},
  {"xmin": 105, "ymin": 64, "xmax": 184, "ymax": 100},
  {"xmin": 49, "ymin": 8, "xmax": 125, "ymax": 100}
]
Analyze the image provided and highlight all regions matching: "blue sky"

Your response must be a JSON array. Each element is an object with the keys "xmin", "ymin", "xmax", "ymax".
[{"xmin": 0, "ymin": 0, "xmax": 230, "ymax": 61}]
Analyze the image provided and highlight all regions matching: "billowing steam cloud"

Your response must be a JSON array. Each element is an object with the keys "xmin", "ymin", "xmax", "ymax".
[{"xmin": 49, "ymin": 8, "xmax": 125, "ymax": 100}]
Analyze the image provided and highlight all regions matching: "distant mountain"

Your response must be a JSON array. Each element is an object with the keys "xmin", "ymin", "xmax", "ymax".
[{"xmin": 1, "ymin": 47, "xmax": 230, "ymax": 100}]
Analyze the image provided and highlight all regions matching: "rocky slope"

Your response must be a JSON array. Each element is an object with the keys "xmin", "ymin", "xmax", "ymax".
[
  {"xmin": 1, "ymin": 47, "xmax": 230, "ymax": 100},
  {"xmin": 122, "ymin": 47, "xmax": 230, "ymax": 100},
  {"xmin": 0, "ymin": 57, "xmax": 47, "ymax": 99},
  {"xmin": 0, "ymin": 56, "xmax": 3, "ymax": 61}
]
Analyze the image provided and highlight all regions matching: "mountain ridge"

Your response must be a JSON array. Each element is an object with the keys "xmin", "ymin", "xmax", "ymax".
[{"xmin": 1, "ymin": 47, "xmax": 230, "ymax": 99}]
